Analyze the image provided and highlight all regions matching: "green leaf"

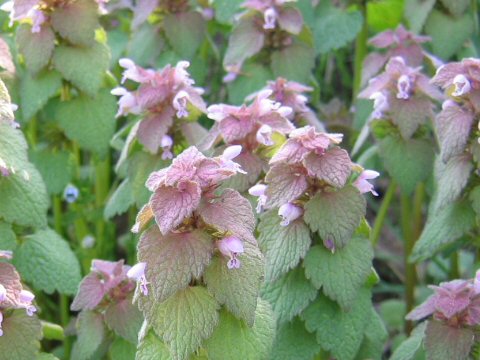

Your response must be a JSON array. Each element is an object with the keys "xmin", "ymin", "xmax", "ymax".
[
  {"xmin": 138, "ymin": 227, "xmax": 213, "ymax": 303},
  {"xmin": 142, "ymin": 287, "xmax": 219, "ymax": 360},
  {"xmin": 301, "ymin": 289, "xmax": 372, "ymax": 360},
  {"xmin": 304, "ymin": 238, "xmax": 373, "ymax": 309},
  {"xmin": 257, "ymin": 210, "xmax": 311, "ymax": 282},
  {"xmin": 313, "ymin": 3, "xmax": 363, "ymax": 54},
  {"xmin": 213, "ymin": 0, "xmax": 244, "ymax": 23},
  {"xmin": 71, "ymin": 311, "xmax": 106, "ymax": 360},
  {"xmin": 14, "ymin": 228, "xmax": 81, "ymax": 295},
  {"xmin": 227, "ymin": 63, "xmax": 272, "ymax": 105},
  {"xmin": 0, "ymin": 310, "xmax": 42, "ymax": 360},
  {"xmin": 367, "ymin": 0, "xmax": 403, "ymax": 32},
  {"xmin": 126, "ymin": 23, "xmax": 164, "ymax": 68},
  {"xmin": 431, "ymin": 154, "xmax": 472, "ymax": 213},
  {"xmin": 108, "ymin": 337, "xmax": 137, "ymax": 360},
  {"xmin": 104, "ymin": 179, "xmax": 134, "ymax": 219},
  {"xmin": 205, "ymin": 299, "xmax": 275, "ymax": 360},
  {"xmin": 424, "ymin": 320, "xmax": 474, "ymax": 360},
  {"xmin": 16, "ymin": 24, "xmax": 55, "ymax": 74},
  {"xmin": 469, "ymin": 186, "xmax": 480, "ymax": 218},
  {"xmin": 136, "ymin": 331, "xmax": 172, "ymax": 360},
  {"xmin": 204, "ymin": 241, "xmax": 264, "ymax": 326},
  {"xmin": 53, "ymin": 42, "xmax": 110, "ymax": 96},
  {"xmin": 0, "ymin": 221, "xmax": 16, "ymax": 250},
  {"xmin": 405, "ymin": 0, "xmax": 436, "ymax": 33},
  {"xmin": 271, "ymin": 42, "xmax": 315, "ymax": 84},
  {"xmin": 29, "ymin": 149, "xmax": 74, "ymax": 195},
  {"xmin": 20, "ymin": 70, "xmax": 62, "ymax": 120},
  {"xmin": 439, "ymin": 0, "xmax": 470, "ymax": 17},
  {"xmin": 163, "ymin": 12, "xmax": 205, "ymax": 58},
  {"xmin": 355, "ymin": 308, "xmax": 388, "ymax": 360},
  {"xmin": 105, "ymin": 295, "xmax": 143, "ymax": 344},
  {"xmin": 224, "ymin": 15, "xmax": 265, "ymax": 67},
  {"xmin": 0, "ymin": 162, "xmax": 48, "ymax": 228},
  {"xmin": 390, "ymin": 322, "xmax": 427, "ymax": 360},
  {"xmin": 411, "ymin": 200, "xmax": 475, "ymax": 262},
  {"xmin": 56, "ymin": 90, "xmax": 117, "ymax": 156},
  {"xmin": 378, "ymin": 135, "xmax": 434, "ymax": 195},
  {"xmin": 261, "ymin": 267, "xmax": 317, "ymax": 325},
  {"xmin": 304, "ymin": 185, "xmax": 366, "ymax": 249},
  {"xmin": 269, "ymin": 317, "xmax": 321, "ymax": 360},
  {"xmin": 425, "ymin": 10, "xmax": 474, "ymax": 59},
  {"xmin": 51, "ymin": 0, "xmax": 99, "ymax": 46}
]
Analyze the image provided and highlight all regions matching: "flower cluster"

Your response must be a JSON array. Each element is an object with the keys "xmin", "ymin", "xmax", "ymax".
[
  {"xmin": 71, "ymin": 259, "xmax": 139, "ymax": 312},
  {"xmin": 250, "ymin": 125, "xmax": 378, "ymax": 249},
  {"xmin": 0, "ymin": 251, "xmax": 37, "ymax": 336},
  {"xmin": 407, "ymin": 277, "xmax": 480, "ymax": 327},
  {"xmin": 223, "ymin": 0, "xmax": 303, "ymax": 81},
  {"xmin": 359, "ymin": 56, "xmax": 442, "ymax": 139},
  {"xmin": 362, "ymin": 24, "xmax": 433, "ymax": 86},
  {"xmin": 430, "ymin": 58, "xmax": 480, "ymax": 162},
  {"xmin": 112, "ymin": 59, "xmax": 207, "ymax": 155},
  {"xmin": 205, "ymin": 89, "xmax": 294, "ymax": 190}
]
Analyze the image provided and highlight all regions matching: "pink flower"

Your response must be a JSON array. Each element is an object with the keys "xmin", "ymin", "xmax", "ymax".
[
  {"xmin": 161, "ymin": 135, "xmax": 173, "ymax": 160},
  {"xmin": 249, "ymin": 183, "xmax": 268, "ymax": 213},
  {"xmin": 19, "ymin": 290, "xmax": 36, "ymax": 316},
  {"xmin": 396, "ymin": 74, "xmax": 411, "ymax": 99},
  {"xmin": 370, "ymin": 92, "xmax": 389, "ymax": 119},
  {"xmin": 323, "ymin": 238, "xmax": 335, "ymax": 253},
  {"xmin": 256, "ymin": 124, "xmax": 274, "ymax": 146},
  {"xmin": 354, "ymin": 170, "xmax": 380, "ymax": 196},
  {"xmin": 263, "ymin": 7, "xmax": 276, "ymax": 29},
  {"xmin": 30, "ymin": 9, "xmax": 46, "ymax": 33},
  {"xmin": 111, "ymin": 87, "xmax": 142, "ymax": 117},
  {"xmin": 0, "ymin": 157, "xmax": 10, "ymax": 177},
  {"xmin": 172, "ymin": 90, "xmax": 190, "ymax": 118},
  {"xmin": 119, "ymin": 58, "xmax": 155, "ymax": 84},
  {"xmin": 217, "ymin": 236, "xmax": 244, "ymax": 269},
  {"xmin": 127, "ymin": 262, "xmax": 149, "ymax": 296},
  {"xmin": 452, "ymin": 74, "xmax": 471, "ymax": 97},
  {"xmin": 219, "ymin": 145, "xmax": 246, "ymax": 174},
  {"xmin": 278, "ymin": 202, "xmax": 302, "ymax": 226},
  {"xmin": 0, "ymin": 250, "xmax": 12, "ymax": 259}
]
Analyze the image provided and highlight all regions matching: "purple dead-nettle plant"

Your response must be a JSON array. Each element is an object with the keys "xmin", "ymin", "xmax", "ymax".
[
  {"xmin": 70, "ymin": 259, "xmax": 144, "ymax": 353},
  {"xmin": 253, "ymin": 125, "xmax": 382, "ymax": 359},
  {"xmin": 112, "ymin": 59, "xmax": 206, "ymax": 155},
  {"xmin": 361, "ymin": 24, "xmax": 433, "ymax": 86},
  {"xmin": 404, "ymin": 274, "xmax": 480, "ymax": 360},
  {"xmin": 131, "ymin": 145, "xmax": 268, "ymax": 359},
  {"xmin": 223, "ymin": 0, "xmax": 303, "ymax": 81},
  {"xmin": 359, "ymin": 56, "xmax": 442, "ymax": 140},
  {"xmin": 204, "ymin": 89, "xmax": 294, "ymax": 191}
]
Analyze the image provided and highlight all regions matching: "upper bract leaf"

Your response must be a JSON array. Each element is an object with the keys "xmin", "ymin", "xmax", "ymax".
[
  {"xmin": 304, "ymin": 185, "xmax": 366, "ymax": 249},
  {"xmin": 265, "ymin": 163, "xmax": 308, "ymax": 208},
  {"xmin": 16, "ymin": 24, "xmax": 55, "ymax": 74},
  {"xmin": 303, "ymin": 147, "xmax": 352, "ymax": 188},
  {"xmin": 199, "ymin": 189, "xmax": 256, "ymax": 244},
  {"xmin": 138, "ymin": 227, "xmax": 214, "ymax": 302},
  {"xmin": 424, "ymin": 320, "xmax": 474, "ymax": 360},
  {"xmin": 163, "ymin": 12, "xmax": 205, "ymax": 58},
  {"xmin": 71, "ymin": 311, "xmax": 106, "ymax": 360},
  {"xmin": 104, "ymin": 295, "xmax": 143, "ymax": 344}
]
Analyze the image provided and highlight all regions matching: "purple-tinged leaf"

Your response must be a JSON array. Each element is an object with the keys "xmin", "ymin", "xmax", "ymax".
[
  {"xmin": 150, "ymin": 181, "xmax": 201, "ymax": 235},
  {"xmin": 361, "ymin": 53, "xmax": 387, "ymax": 87},
  {"xmin": 0, "ymin": 309, "xmax": 42, "ymax": 360},
  {"xmin": 424, "ymin": 320, "xmax": 474, "ymax": 360},
  {"xmin": 137, "ymin": 108, "xmax": 175, "ymax": 153},
  {"xmin": 16, "ymin": 24, "xmax": 54, "ymax": 74},
  {"xmin": 105, "ymin": 295, "xmax": 143, "ymax": 344},
  {"xmin": 304, "ymin": 185, "xmax": 366, "ymax": 249},
  {"xmin": 390, "ymin": 96, "xmax": 434, "ymax": 139},
  {"xmin": 138, "ymin": 227, "xmax": 213, "ymax": 302},
  {"xmin": 164, "ymin": 12, "xmax": 205, "ymax": 58},
  {"xmin": 304, "ymin": 147, "xmax": 352, "ymax": 188},
  {"xmin": 51, "ymin": 0, "xmax": 99, "ymax": 46},
  {"xmin": 265, "ymin": 163, "xmax": 308, "ymax": 208},
  {"xmin": 0, "ymin": 263, "xmax": 22, "ymax": 307},
  {"xmin": 199, "ymin": 189, "xmax": 256, "ymax": 244},
  {"xmin": 71, "ymin": 311, "xmax": 106, "ymax": 360},
  {"xmin": 277, "ymin": 7, "xmax": 303, "ymax": 34},
  {"xmin": 70, "ymin": 273, "xmax": 105, "ymax": 311},
  {"xmin": 435, "ymin": 104, "xmax": 474, "ymax": 163},
  {"xmin": 406, "ymin": 295, "xmax": 436, "ymax": 321}
]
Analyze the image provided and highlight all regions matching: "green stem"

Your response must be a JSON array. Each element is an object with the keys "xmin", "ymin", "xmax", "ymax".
[
  {"xmin": 450, "ymin": 252, "xmax": 460, "ymax": 279},
  {"xmin": 370, "ymin": 180, "xmax": 396, "ymax": 247},
  {"xmin": 94, "ymin": 154, "xmax": 111, "ymax": 259},
  {"xmin": 412, "ymin": 183, "xmax": 425, "ymax": 240},
  {"xmin": 41, "ymin": 321, "xmax": 65, "ymax": 341},
  {"xmin": 352, "ymin": 0, "xmax": 368, "ymax": 100},
  {"xmin": 53, "ymin": 195, "xmax": 63, "ymax": 236},
  {"xmin": 27, "ymin": 116, "xmax": 38, "ymax": 147},
  {"xmin": 401, "ymin": 193, "xmax": 415, "ymax": 335},
  {"xmin": 60, "ymin": 295, "xmax": 72, "ymax": 358}
]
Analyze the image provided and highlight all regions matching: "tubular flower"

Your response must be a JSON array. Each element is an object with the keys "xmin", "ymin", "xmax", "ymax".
[
  {"xmin": 127, "ymin": 262, "xmax": 149, "ymax": 296},
  {"xmin": 217, "ymin": 236, "xmax": 244, "ymax": 269},
  {"xmin": 353, "ymin": 170, "xmax": 380, "ymax": 196},
  {"xmin": 278, "ymin": 202, "xmax": 303, "ymax": 226},
  {"xmin": 249, "ymin": 183, "xmax": 268, "ymax": 213}
]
